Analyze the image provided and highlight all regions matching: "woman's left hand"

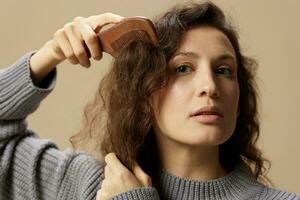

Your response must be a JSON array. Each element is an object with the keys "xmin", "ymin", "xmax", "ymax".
[{"xmin": 96, "ymin": 152, "xmax": 153, "ymax": 200}]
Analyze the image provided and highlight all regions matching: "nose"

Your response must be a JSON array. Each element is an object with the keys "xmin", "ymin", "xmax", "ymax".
[{"xmin": 194, "ymin": 67, "xmax": 220, "ymax": 98}]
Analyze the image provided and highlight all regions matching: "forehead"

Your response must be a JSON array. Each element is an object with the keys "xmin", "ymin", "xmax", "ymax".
[{"xmin": 174, "ymin": 26, "xmax": 236, "ymax": 59}]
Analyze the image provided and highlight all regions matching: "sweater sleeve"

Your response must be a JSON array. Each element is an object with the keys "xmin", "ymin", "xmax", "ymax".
[
  {"xmin": 0, "ymin": 51, "xmax": 160, "ymax": 200},
  {"xmin": 0, "ymin": 51, "xmax": 103, "ymax": 200}
]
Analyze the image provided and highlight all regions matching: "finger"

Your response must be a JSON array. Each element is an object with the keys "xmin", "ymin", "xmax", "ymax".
[
  {"xmin": 96, "ymin": 189, "xmax": 108, "ymax": 200},
  {"xmin": 74, "ymin": 19, "xmax": 102, "ymax": 60},
  {"xmin": 63, "ymin": 21, "xmax": 90, "ymax": 67},
  {"xmin": 132, "ymin": 161, "xmax": 152, "ymax": 186},
  {"xmin": 104, "ymin": 152, "xmax": 129, "ymax": 174},
  {"xmin": 104, "ymin": 164, "xmax": 113, "ymax": 178},
  {"xmin": 98, "ymin": 179, "xmax": 110, "ymax": 200},
  {"xmin": 100, "ymin": 179, "xmax": 109, "ymax": 189},
  {"xmin": 54, "ymin": 28, "xmax": 79, "ymax": 65},
  {"xmin": 87, "ymin": 13, "xmax": 124, "ymax": 33},
  {"xmin": 96, "ymin": 190, "xmax": 102, "ymax": 200}
]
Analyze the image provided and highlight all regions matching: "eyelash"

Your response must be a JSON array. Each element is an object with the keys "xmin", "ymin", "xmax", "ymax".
[{"xmin": 174, "ymin": 64, "xmax": 233, "ymax": 76}]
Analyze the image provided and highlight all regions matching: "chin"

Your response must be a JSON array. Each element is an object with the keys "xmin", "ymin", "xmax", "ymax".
[{"xmin": 179, "ymin": 130, "xmax": 231, "ymax": 146}]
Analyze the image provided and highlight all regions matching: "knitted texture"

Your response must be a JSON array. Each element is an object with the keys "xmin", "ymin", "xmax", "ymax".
[{"xmin": 0, "ymin": 51, "xmax": 299, "ymax": 200}]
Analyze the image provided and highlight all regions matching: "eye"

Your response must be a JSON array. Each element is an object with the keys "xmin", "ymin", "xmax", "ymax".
[
  {"xmin": 216, "ymin": 66, "xmax": 232, "ymax": 76},
  {"xmin": 174, "ymin": 64, "xmax": 193, "ymax": 74}
]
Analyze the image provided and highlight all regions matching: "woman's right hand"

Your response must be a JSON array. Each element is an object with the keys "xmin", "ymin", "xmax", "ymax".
[
  {"xmin": 29, "ymin": 13, "xmax": 124, "ymax": 85},
  {"xmin": 48, "ymin": 12, "xmax": 124, "ymax": 67}
]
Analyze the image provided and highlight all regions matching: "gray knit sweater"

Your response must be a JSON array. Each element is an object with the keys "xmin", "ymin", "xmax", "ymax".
[{"xmin": 0, "ymin": 51, "xmax": 299, "ymax": 200}]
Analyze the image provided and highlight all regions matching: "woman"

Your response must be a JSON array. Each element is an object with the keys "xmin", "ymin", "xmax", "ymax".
[{"xmin": 0, "ymin": 1, "xmax": 299, "ymax": 199}]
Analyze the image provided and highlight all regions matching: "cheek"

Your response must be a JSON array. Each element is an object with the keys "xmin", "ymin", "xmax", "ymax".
[
  {"xmin": 223, "ymin": 83, "xmax": 239, "ymax": 111},
  {"xmin": 154, "ymin": 81, "xmax": 188, "ymax": 110},
  {"xmin": 152, "ymin": 84, "xmax": 189, "ymax": 128},
  {"xmin": 222, "ymin": 84, "xmax": 239, "ymax": 131}
]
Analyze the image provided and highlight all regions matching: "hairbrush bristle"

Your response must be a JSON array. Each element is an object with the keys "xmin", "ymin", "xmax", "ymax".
[{"xmin": 111, "ymin": 31, "xmax": 150, "ymax": 51}]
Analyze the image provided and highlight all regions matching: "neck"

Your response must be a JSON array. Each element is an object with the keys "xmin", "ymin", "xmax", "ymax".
[{"xmin": 155, "ymin": 134, "xmax": 227, "ymax": 180}]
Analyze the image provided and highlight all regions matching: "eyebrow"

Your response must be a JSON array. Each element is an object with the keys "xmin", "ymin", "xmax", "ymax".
[{"xmin": 171, "ymin": 51, "xmax": 236, "ymax": 62}]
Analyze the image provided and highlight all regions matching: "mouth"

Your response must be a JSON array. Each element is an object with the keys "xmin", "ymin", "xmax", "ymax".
[
  {"xmin": 190, "ymin": 113, "xmax": 223, "ymax": 123},
  {"xmin": 189, "ymin": 106, "xmax": 223, "ymax": 118},
  {"xmin": 189, "ymin": 106, "xmax": 223, "ymax": 123}
]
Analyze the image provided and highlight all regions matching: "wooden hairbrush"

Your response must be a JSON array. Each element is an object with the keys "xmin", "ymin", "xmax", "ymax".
[{"xmin": 95, "ymin": 16, "xmax": 158, "ymax": 58}]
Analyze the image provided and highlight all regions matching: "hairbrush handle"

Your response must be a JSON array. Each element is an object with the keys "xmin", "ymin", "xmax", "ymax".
[{"xmin": 96, "ymin": 16, "xmax": 158, "ymax": 58}]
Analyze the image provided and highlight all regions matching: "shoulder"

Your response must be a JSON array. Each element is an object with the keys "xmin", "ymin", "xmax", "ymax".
[
  {"xmin": 56, "ymin": 151, "xmax": 105, "ymax": 199},
  {"xmin": 255, "ymin": 186, "xmax": 300, "ymax": 200},
  {"xmin": 60, "ymin": 150, "xmax": 105, "ymax": 181}
]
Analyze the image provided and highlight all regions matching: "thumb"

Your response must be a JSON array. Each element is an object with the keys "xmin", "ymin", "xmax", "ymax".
[{"xmin": 132, "ymin": 161, "xmax": 152, "ymax": 187}]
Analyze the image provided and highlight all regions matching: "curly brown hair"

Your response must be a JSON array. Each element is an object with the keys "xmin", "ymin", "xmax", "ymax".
[{"xmin": 70, "ymin": 0, "xmax": 274, "ymax": 193}]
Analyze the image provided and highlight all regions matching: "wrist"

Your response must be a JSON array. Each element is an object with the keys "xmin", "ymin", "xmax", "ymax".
[{"xmin": 29, "ymin": 42, "xmax": 62, "ymax": 85}]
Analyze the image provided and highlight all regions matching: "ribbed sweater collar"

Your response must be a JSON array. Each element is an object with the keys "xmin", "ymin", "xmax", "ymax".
[{"xmin": 158, "ymin": 161, "xmax": 264, "ymax": 199}]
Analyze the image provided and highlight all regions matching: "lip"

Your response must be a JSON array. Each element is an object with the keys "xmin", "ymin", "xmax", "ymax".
[
  {"xmin": 191, "ymin": 114, "xmax": 222, "ymax": 123},
  {"xmin": 189, "ymin": 106, "xmax": 223, "ymax": 118}
]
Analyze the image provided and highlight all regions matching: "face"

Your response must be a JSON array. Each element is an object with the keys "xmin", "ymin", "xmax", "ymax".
[{"xmin": 151, "ymin": 26, "xmax": 240, "ymax": 147}]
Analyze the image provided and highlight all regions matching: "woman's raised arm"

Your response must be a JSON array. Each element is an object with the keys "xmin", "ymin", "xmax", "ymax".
[
  {"xmin": 0, "ymin": 13, "xmax": 124, "ymax": 200},
  {"xmin": 29, "ymin": 12, "xmax": 124, "ymax": 85}
]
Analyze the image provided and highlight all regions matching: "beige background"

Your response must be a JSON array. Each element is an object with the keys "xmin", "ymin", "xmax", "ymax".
[{"xmin": 0, "ymin": 0, "xmax": 299, "ymax": 194}]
